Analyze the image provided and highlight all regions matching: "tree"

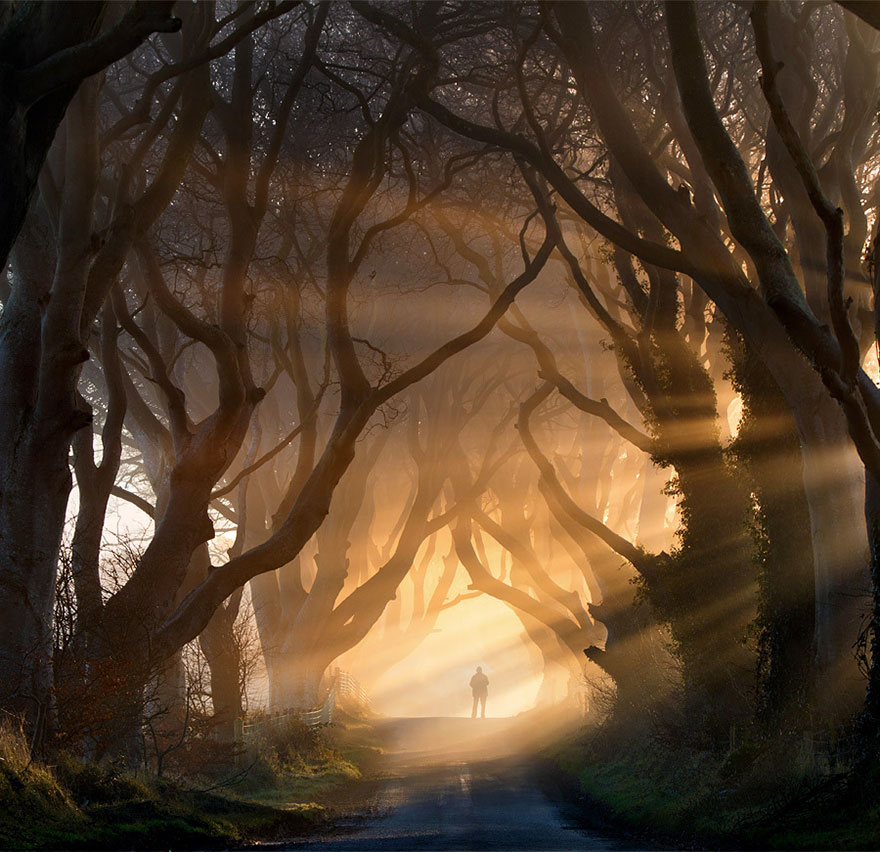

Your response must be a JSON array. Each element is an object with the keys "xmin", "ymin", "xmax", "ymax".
[
  {"xmin": 0, "ymin": 3, "xmax": 215, "ymax": 742},
  {"xmin": 1, "ymin": 1, "xmax": 561, "ymax": 755},
  {"xmin": 0, "ymin": 1, "xmax": 182, "ymax": 270},
  {"xmin": 354, "ymin": 0, "xmax": 876, "ymax": 724}
]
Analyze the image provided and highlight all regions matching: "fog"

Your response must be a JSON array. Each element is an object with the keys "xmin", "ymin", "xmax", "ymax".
[{"xmin": 3, "ymin": 8, "xmax": 880, "ymax": 847}]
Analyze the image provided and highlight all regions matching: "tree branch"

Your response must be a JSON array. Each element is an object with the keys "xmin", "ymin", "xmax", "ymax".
[
  {"xmin": 517, "ymin": 383, "xmax": 658, "ymax": 577},
  {"xmin": 111, "ymin": 485, "xmax": 155, "ymax": 518},
  {"xmin": 17, "ymin": 1, "xmax": 182, "ymax": 105},
  {"xmin": 751, "ymin": 0, "xmax": 860, "ymax": 388}
]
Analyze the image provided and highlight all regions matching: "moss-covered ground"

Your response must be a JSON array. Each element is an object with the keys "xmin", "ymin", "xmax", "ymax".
[
  {"xmin": 0, "ymin": 708, "xmax": 383, "ymax": 851},
  {"xmin": 543, "ymin": 720, "xmax": 880, "ymax": 850}
]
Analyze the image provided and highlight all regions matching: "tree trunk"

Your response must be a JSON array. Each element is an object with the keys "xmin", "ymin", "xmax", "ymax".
[
  {"xmin": 200, "ymin": 602, "xmax": 243, "ymax": 742},
  {"xmin": 860, "ymin": 469, "xmax": 880, "ymax": 763},
  {"xmin": 250, "ymin": 568, "xmax": 287, "ymax": 710},
  {"xmin": 728, "ymin": 329, "xmax": 817, "ymax": 731},
  {"xmin": 0, "ymin": 4, "xmax": 103, "ymax": 268},
  {"xmin": 802, "ymin": 425, "xmax": 869, "ymax": 720},
  {"xmin": 0, "ymin": 440, "xmax": 71, "ymax": 747},
  {"xmin": 274, "ymin": 651, "xmax": 328, "ymax": 710},
  {"xmin": 0, "ymin": 205, "xmax": 80, "ymax": 749}
]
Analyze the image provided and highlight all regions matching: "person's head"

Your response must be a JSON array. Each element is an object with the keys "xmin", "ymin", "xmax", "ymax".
[{"xmin": 476, "ymin": 666, "xmax": 482, "ymax": 674}]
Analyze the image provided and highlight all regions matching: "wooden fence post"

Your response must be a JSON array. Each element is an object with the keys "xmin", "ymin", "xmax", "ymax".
[{"xmin": 233, "ymin": 718, "xmax": 244, "ymax": 767}]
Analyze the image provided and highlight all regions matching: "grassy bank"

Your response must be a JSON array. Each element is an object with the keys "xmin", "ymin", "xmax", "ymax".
[
  {"xmin": 545, "ymin": 721, "xmax": 880, "ymax": 850},
  {"xmin": 0, "ymin": 709, "xmax": 383, "ymax": 851}
]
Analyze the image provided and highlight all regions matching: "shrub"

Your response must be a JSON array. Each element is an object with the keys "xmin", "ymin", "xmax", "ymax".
[
  {"xmin": 0, "ymin": 718, "xmax": 72, "ymax": 807},
  {"xmin": 259, "ymin": 718, "xmax": 335, "ymax": 769},
  {"xmin": 54, "ymin": 753, "xmax": 151, "ymax": 806}
]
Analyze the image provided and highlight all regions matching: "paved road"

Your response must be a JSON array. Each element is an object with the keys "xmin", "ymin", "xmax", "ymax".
[{"xmin": 283, "ymin": 716, "xmax": 638, "ymax": 851}]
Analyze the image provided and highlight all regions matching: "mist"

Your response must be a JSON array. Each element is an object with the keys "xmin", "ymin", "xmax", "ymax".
[{"xmin": 2, "ymin": 1, "xmax": 880, "ymax": 849}]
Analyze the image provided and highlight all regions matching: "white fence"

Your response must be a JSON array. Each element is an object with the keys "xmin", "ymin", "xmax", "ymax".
[
  {"xmin": 233, "ymin": 669, "xmax": 368, "ymax": 746},
  {"xmin": 332, "ymin": 667, "xmax": 370, "ymax": 708}
]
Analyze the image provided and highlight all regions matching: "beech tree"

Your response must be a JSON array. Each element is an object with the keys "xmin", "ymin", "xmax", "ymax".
[
  {"xmin": 0, "ymin": 1, "xmax": 184, "ymax": 269},
  {"xmin": 0, "ymin": 3, "xmax": 218, "ymax": 745},
  {"xmin": 9, "ymin": 0, "xmax": 880, "ymax": 764},
  {"xmin": 1, "ymin": 1, "xmax": 567, "ymax": 755},
  {"xmin": 351, "ymin": 0, "xmax": 880, "ymax": 725}
]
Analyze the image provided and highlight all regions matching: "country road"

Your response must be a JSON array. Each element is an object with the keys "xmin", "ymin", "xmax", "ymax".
[{"xmin": 279, "ymin": 716, "xmax": 640, "ymax": 851}]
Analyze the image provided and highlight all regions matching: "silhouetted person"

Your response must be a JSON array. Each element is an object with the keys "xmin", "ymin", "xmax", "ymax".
[{"xmin": 470, "ymin": 666, "xmax": 489, "ymax": 718}]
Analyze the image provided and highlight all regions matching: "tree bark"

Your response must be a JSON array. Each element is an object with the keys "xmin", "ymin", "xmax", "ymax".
[{"xmin": 0, "ymin": 2, "xmax": 180, "ymax": 269}]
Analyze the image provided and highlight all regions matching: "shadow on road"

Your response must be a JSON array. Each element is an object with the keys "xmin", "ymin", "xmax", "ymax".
[
  {"xmin": 370, "ymin": 713, "xmax": 562, "ymax": 766},
  {"xmin": 264, "ymin": 710, "xmax": 645, "ymax": 851}
]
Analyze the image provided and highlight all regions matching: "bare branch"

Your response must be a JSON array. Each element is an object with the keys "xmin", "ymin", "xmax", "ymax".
[
  {"xmin": 17, "ymin": 2, "xmax": 182, "ymax": 105},
  {"xmin": 751, "ymin": 1, "xmax": 860, "ymax": 388},
  {"xmin": 111, "ymin": 485, "xmax": 155, "ymax": 519}
]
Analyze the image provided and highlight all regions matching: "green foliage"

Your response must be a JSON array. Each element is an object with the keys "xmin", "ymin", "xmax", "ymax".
[
  {"xmin": 548, "ymin": 719, "xmax": 880, "ymax": 850},
  {"xmin": 0, "ymin": 720, "xmax": 85, "ymax": 849},
  {"xmin": 723, "ymin": 326, "xmax": 816, "ymax": 732},
  {"xmin": 261, "ymin": 717, "xmax": 337, "ymax": 769},
  {"xmin": 236, "ymin": 715, "xmax": 367, "ymax": 801},
  {"xmin": 0, "ymin": 718, "xmax": 340, "ymax": 850},
  {"xmin": 54, "ymin": 753, "xmax": 150, "ymax": 805}
]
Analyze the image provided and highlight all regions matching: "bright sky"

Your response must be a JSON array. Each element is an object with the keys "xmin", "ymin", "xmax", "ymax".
[{"xmin": 354, "ymin": 593, "xmax": 554, "ymax": 719}]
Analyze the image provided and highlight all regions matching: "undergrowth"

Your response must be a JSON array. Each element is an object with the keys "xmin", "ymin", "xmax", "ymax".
[
  {"xmin": 0, "ymin": 710, "xmax": 380, "ymax": 851},
  {"xmin": 546, "ymin": 715, "xmax": 880, "ymax": 850}
]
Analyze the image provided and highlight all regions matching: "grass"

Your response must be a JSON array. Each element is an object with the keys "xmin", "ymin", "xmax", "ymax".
[
  {"xmin": 545, "ymin": 719, "xmax": 880, "ymax": 850},
  {"xmin": 0, "ymin": 709, "xmax": 383, "ymax": 851},
  {"xmin": 230, "ymin": 708, "xmax": 383, "ymax": 806}
]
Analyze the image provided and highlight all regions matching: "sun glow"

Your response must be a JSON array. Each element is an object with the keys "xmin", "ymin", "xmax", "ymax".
[{"xmin": 361, "ymin": 594, "xmax": 549, "ymax": 718}]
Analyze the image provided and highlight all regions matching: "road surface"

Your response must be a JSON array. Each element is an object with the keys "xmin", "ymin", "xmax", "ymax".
[{"xmin": 282, "ymin": 716, "xmax": 639, "ymax": 851}]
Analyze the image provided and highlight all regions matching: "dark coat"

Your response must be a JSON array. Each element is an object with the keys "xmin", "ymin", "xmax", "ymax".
[{"xmin": 470, "ymin": 672, "xmax": 489, "ymax": 695}]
